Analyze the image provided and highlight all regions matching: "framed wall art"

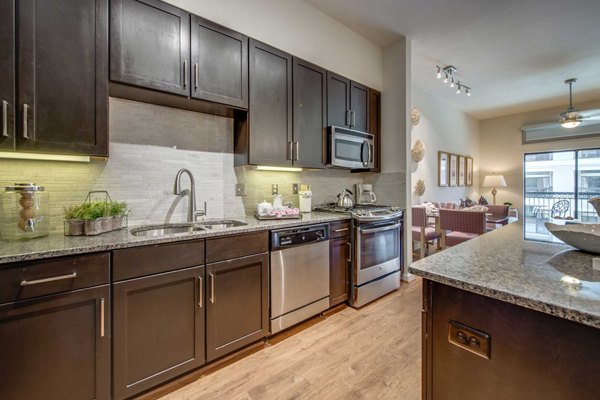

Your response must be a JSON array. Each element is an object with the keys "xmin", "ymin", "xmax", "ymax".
[
  {"xmin": 438, "ymin": 151, "xmax": 449, "ymax": 187},
  {"xmin": 458, "ymin": 155, "xmax": 466, "ymax": 186},
  {"xmin": 466, "ymin": 157, "xmax": 473, "ymax": 186},
  {"xmin": 449, "ymin": 154, "xmax": 458, "ymax": 187}
]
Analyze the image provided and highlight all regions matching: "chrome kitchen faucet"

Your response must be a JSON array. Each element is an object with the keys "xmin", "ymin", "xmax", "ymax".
[{"xmin": 173, "ymin": 168, "xmax": 207, "ymax": 222}]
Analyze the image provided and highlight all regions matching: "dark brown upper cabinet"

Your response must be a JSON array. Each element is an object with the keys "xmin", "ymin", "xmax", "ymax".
[
  {"xmin": 191, "ymin": 16, "xmax": 248, "ymax": 108},
  {"xmin": 206, "ymin": 253, "xmax": 269, "ymax": 362},
  {"xmin": 369, "ymin": 89, "xmax": 381, "ymax": 172},
  {"xmin": 110, "ymin": 0, "xmax": 190, "ymax": 96},
  {"xmin": 0, "ymin": 0, "xmax": 15, "ymax": 151},
  {"xmin": 11, "ymin": 0, "xmax": 108, "ymax": 156},
  {"xmin": 113, "ymin": 266, "xmax": 206, "ymax": 400},
  {"xmin": 350, "ymin": 81, "xmax": 369, "ymax": 132},
  {"xmin": 292, "ymin": 57, "xmax": 327, "ymax": 169},
  {"xmin": 326, "ymin": 71, "xmax": 369, "ymax": 132},
  {"xmin": 247, "ymin": 39, "xmax": 293, "ymax": 166}
]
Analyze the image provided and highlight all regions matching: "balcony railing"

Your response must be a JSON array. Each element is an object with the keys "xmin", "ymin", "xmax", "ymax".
[{"xmin": 524, "ymin": 191, "xmax": 600, "ymax": 241}]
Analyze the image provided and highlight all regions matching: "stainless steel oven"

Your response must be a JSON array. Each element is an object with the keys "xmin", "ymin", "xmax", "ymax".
[
  {"xmin": 351, "ymin": 212, "xmax": 403, "ymax": 308},
  {"xmin": 328, "ymin": 126, "xmax": 374, "ymax": 169}
]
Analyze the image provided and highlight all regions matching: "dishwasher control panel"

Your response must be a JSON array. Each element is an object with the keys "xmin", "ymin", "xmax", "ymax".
[{"xmin": 271, "ymin": 224, "xmax": 329, "ymax": 250}]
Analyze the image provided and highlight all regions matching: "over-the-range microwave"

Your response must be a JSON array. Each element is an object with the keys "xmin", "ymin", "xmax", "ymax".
[{"xmin": 328, "ymin": 126, "xmax": 374, "ymax": 169}]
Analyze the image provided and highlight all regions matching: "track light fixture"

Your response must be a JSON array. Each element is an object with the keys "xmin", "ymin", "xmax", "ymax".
[{"xmin": 435, "ymin": 65, "xmax": 472, "ymax": 97}]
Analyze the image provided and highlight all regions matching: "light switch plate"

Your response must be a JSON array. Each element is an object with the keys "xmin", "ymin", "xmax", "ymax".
[
  {"xmin": 292, "ymin": 183, "xmax": 299, "ymax": 194},
  {"xmin": 235, "ymin": 183, "xmax": 246, "ymax": 196},
  {"xmin": 272, "ymin": 184, "xmax": 279, "ymax": 195}
]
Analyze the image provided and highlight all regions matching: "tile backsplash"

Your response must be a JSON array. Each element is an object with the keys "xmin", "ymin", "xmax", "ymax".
[{"xmin": 0, "ymin": 98, "xmax": 406, "ymax": 234}]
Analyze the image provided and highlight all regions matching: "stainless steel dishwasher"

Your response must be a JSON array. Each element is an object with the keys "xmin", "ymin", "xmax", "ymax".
[{"xmin": 270, "ymin": 224, "xmax": 330, "ymax": 334}]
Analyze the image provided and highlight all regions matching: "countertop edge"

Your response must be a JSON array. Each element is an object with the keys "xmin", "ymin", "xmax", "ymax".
[
  {"xmin": 0, "ymin": 213, "xmax": 350, "ymax": 266},
  {"xmin": 409, "ymin": 267, "xmax": 600, "ymax": 330}
]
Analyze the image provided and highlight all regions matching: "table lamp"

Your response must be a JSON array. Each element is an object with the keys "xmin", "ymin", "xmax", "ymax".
[{"xmin": 483, "ymin": 174, "xmax": 507, "ymax": 205}]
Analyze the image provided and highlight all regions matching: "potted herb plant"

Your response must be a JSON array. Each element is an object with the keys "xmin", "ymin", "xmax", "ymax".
[
  {"xmin": 64, "ymin": 204, "xmax": 84, "ymax": 236},
  {"xmin": 110, "ymin": 201, "xmax": 129, "ymax": 230}
]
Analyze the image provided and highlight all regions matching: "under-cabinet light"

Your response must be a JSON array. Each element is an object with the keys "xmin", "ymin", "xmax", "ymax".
[
  {"xmin": 256, "ymin": 166, "xmax": 303, "ymax": 172},
  {"xmin": 0, "ymin": 151, "xmax": 91, "ymax": 163}
]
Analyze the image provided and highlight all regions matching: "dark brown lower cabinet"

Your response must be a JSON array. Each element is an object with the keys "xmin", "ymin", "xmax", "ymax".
[
  {"xmin": 0, "ymin": 285, "xmax": 110, "ymax": 400},
  {"xmin": 329, "ymin": 237, "xmax": 351, "ymax": 307},
  {"xmin": 113, "ymin": 266, "xmax": 205, "ymax": 400},
  {"xmin": 206, "ymin": 253, "xmax": 269, "ymax": 361},
  {"xmin": 423, "ymin": 281, "xmax": 600, "ymax": 400}
]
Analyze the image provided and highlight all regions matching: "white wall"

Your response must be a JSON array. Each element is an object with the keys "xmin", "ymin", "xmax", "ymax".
[
  {"xmin": 410, "ymin": 87, "xmax": 481, "ymax": 205},
  {"xmin": 165, "ymin": 0, "xmax": 383, "ymax": 90},
  {"xmin": 479, "ymin": 99, "xmax": 600, "ymax": 213}
]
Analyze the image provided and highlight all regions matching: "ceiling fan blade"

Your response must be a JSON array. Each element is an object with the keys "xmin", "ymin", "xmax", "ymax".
[
  {"xmin": 579, "ymin": 109, "xmax": 600, "ymax": 118},
  {"xmin": 521, "ymin": 121, "xmax": 557, "ymax": 131}
]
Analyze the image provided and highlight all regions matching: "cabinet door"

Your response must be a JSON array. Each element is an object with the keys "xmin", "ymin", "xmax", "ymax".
[
  {"xmin": 17, "ymin": 0, "xmax": 108, "ymax": 156},
  {"xmin": 350, "ymin": 81, "xmax": 369, "ymax": 132},
  {"xmin": 0, "ymin": 0, "xmax": 15, "ymax": 150},
  {"xmin": 368, "ymin": 89, "xmax": 381, "ymax": 172},
  {"xmin": 249, "ymin": 39, "xmax": 293, "ymax": 166},
  {"xmin": 293, "ymin": 58, "xmax": 326, "ymax": 169},
  {"xmin": 110, "ymin": 0, "xmax": 190, "ymax": 96},
  {"xmin": 326, "ymin": 71, "xmax": 350, "ymax": 128},
  {"xmin": 113, "ymin": 266, "xmax": 205, "ymax": 400},
  {"xmin": 191, "ymin": 16, "xmax": 248, "ymax": 108},
  {"xmin": 206, "ymin": 253, "xmax": 269, "ymax": 361},
  {"xmin": 0, "ymin": 286, "xmax": 110, "ymax": 400},
  {"xmin": 329, "ymin": 237, "xmax": 350, "ymax": 307}
]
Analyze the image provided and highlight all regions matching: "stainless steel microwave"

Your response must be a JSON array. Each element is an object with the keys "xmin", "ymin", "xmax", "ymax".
[{"xmin": 328, "ymin": 126, "xmax": 374, "ymax": 169}]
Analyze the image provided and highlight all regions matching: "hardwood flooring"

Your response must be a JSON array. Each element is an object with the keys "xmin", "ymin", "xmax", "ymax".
[{"xmin": 157, "ymin": 279, "xmax": 422, "ymax": 400}]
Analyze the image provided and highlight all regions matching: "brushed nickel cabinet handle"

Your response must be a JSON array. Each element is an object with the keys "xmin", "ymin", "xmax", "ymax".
[
  {"xmin": 20, "ymin": 272, "xmax": 77, "ymax": 286},
  {"xmin": 346, "ymin": 110, "xmax": 351, "ymax": 127},
  {"xmin": 347, "ymin": 241, "xmax": 351, "ymax": 263},
  {"xmin": 333, "ymin": 228, "xmax": 349, "ymax": 233},
  {"xmin": 287, "ymin": 141, "xmax": 293, "ymax": 161},
  {"xmin": 100, "ymin": 298, "xmax": 105, "ymax": 337},
  {"xmin": 183, "ymin": 59, "xmax": 188, "ymax": 88},
  {"xmin": 351, "ymin": 110, "xmax": 356, "ymax": 127},
  {"xmin": 209, "ymin": 273, "xmax": 215, "ymax": 303},
  {"xmin": 294, "ymin": 141, "xmax": 299, "ymax": 161},
  {"xmin": 22, "ymin": 103, "xmax": 30, "ymax": 140},
  {"xmin": 198, "ymin": 276, "xmax": 203, "ymax": 308},
  {"xmin": 194, "ymin": 63, "xmax": 199, "ymax": 90},
  {"xmin": 2, "ymin": 100, "xmax": 8, "ymax": 137}
]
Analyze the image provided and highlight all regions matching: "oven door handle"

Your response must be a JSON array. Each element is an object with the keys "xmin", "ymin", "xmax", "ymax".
[{"xmin": 359, "ymin": 223, "xmax": 401, "ymax": 234}]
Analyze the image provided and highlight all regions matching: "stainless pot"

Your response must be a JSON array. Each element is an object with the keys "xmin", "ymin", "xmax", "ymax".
[{"xmin": 337, "ymin": 189, "xmax": 354, "ymax": 208}]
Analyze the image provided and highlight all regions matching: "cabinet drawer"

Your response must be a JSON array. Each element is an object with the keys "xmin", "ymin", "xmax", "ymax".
[
  {"xmin": 113, "ymin": 240, "xmax": 205, "ymax": 281},
  {"xmin": 330, "ymin": 220, "xmax": 351, "ymax": 238},
  {"xmin": 206, "ymin": 231, "xmax": 268, "ymax": 263},
  {"xmin": 0, "ymin": 253, "xmax": 109, "ymax": 304}
]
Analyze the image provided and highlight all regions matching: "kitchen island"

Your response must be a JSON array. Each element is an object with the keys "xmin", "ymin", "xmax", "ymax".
[{"xmin": 409, "ymin": 222, "xmax": 600, "ymax": 400}]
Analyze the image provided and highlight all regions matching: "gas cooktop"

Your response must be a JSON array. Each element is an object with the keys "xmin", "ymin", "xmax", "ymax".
[{"xmin": 314, "ymin": 203, "xmax": 403, "ymax": 222}]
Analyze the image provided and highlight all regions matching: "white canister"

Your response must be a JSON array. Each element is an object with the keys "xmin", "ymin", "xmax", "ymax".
[
  {"xmin": 256, "ymin": 201, "xmax": 272, "ymax": 216},
  {"xmin": 299, "ymin": 191, "xmax": 312, "ymax": 213},
  {"xmin": 273, "ymin": 194, "xmax": 283, "ymax": 209}
]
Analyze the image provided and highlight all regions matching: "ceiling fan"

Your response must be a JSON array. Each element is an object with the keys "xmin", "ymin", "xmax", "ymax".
[
  {"xmin": 521, "ymin": 79, "xmax": 600, "ymax": 142},
  {"xmin": 557, "ymin": 78, "xmax": 600, "ymax": 128}
]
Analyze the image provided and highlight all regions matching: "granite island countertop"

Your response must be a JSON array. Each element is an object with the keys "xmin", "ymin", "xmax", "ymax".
[
  {"xmin": 0, "ymin": 212, "xmax": 349, "ymax": 266},
  {"xmin": 409, "ymin": 222, "xmax": 600, "ymax": 329}
]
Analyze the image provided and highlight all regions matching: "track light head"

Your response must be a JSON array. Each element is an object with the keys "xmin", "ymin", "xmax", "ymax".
[
  {"xmin": 436, "ymin": 66, "xmax": 441, "ymax": 79},
  {"xmin": 456, "ymin": 84, "xmax": 461, "ymax": 94},
  {"xmin": 450, "ymin": 77, "xmax": 455, "ymax": 87},
  {"xmin": 466, "ymin": 89, "xmax": 471, "ymax": 96},
  {"xmin": 443, "ymin": 73, "xmax": 448, "ymax": 83}
]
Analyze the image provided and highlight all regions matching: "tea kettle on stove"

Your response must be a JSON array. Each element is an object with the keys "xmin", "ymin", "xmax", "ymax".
[{"xmin": 336, "ymin": 189, "xmax": 354, "ymax": 208}]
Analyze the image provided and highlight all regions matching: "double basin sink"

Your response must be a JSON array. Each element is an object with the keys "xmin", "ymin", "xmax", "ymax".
[{"xmin": 130, "ymin": 220, "xmax": 248, "ymax": 237}]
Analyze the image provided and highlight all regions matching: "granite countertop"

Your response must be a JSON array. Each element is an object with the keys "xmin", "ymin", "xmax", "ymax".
[
  {"xmin": 0, "ymin": 212, "xmax": 349, "ymax": 266},
  {"xmin": 409, "ymin": 222, "xmax": 600, "ymax": 329}
]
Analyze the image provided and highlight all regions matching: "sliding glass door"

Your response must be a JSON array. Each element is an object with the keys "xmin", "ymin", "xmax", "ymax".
[{"xmin": 524, "ymin": 147, "xmax": 600, "ymax": 241}]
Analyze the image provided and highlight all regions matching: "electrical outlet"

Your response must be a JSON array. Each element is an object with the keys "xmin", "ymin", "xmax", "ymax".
[
  {"xmin": 235, "ymin": 183, "xmax": 246, "ymax": 196},
  {"xmin": 292, "ymin": 183, "xmax": 299, "ymax": 194},
  {"xmin": 272, "ymin": 184, "xmax": 279, "ymax": 195}
]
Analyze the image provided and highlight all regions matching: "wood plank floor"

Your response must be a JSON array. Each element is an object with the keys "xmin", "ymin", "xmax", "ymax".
[{"xmin": 158, "ymin": 278, "xmax": 422, "ymax": 400}]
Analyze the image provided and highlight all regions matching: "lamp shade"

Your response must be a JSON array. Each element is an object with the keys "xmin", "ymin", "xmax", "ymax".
[{"xmin": 483, "ymin": 175, "xmax": 507, "ymax": 187}]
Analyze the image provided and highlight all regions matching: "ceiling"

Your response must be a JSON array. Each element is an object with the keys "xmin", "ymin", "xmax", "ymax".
[{"xmin": 305, "ymin": 0, "xmax": 600, "ymax": 120}]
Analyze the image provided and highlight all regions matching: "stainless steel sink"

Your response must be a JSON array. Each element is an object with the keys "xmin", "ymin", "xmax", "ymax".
[
  {"xmin": 198, "ymin": 220, "xmax": 248, "ymax": 229},
  {"xmin": 131, "ymin": 224, "xmax": 205, "ymax": 237},
  {"xmin": 130, "ymin": 220, "xmax": 247, "ymax": 237}
]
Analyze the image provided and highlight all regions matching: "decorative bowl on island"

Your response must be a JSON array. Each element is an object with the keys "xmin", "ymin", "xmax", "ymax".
[{"xmin": 544, "ymin": 222, "xmax": 600, "ymax": 254}]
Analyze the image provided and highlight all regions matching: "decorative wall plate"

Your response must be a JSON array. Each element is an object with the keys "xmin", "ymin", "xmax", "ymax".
[
  {"xmin": 411, "ymin": 139, "xmax": 425, "ymax": 162},
  {"xmin": 415, "ymin": 179, "xmax": 426, "ymax": 196},
  {"xmin": 411, "ymin": 107, "xmax": 421, "ymax": 126}
]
